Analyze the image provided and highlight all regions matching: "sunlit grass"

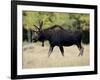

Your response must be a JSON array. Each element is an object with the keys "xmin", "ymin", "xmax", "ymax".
[{"xmin": 22, "ymin": 42, "xmax": 89, "ymax": 69}]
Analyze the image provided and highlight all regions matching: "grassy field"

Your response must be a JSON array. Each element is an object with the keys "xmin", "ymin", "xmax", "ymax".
[{"xmin": 22, "ymin": 42, "xmax": 90, "ymax": 69}]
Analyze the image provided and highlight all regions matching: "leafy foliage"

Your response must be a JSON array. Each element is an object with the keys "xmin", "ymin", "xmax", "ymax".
[{"xmin": 23, "ymin": 11, "xmax": 89, "ymax": 30}]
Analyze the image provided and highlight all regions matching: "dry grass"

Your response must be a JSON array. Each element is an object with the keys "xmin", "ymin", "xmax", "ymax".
[{"xmin": 22, "ymin": 42, "xmax": 90, "ymax": 69}]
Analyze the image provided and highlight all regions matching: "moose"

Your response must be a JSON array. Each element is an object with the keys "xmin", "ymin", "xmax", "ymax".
[{"xmin": 32, "ymin": 21, "xmax": 84, "ymax": 57}]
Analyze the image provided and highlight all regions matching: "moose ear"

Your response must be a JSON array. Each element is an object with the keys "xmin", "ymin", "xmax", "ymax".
[{"xmin": 32, "ymin": 29, "xmax": 37, "ymax": 32}]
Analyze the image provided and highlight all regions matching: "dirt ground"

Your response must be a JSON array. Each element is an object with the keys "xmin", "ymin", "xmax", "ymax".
[{"xmin": 22, "ymin": 42, "xmax": 90, "ymax": 69}]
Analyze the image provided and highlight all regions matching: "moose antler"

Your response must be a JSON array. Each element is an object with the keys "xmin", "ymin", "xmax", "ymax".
[
  {"xmin": 33, "ymin": 24, "xmax": 40, "ymax": 30},
  {"xmin": 39, "ymin": 20, "xmax": 43, "ymax": 30},
  {"xmin": 33, "ymin": 20, "xmax": 43, "ymax": 31}
]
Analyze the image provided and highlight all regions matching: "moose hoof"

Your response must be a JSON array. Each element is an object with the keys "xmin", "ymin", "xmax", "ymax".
[{"xmin": 78, "ymin": 53, "xmax": 83, "ymax": 56}]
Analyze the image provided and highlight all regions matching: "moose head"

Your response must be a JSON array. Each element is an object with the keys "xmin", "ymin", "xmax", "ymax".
[{"xmin": 32, "ymin": 21, "xmax": 45, "ymax": 46}]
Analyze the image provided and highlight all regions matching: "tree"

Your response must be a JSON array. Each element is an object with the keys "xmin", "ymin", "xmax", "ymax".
[{"xmin": 22, "ymin": 11, "xmax": 89, "ymax": 30}]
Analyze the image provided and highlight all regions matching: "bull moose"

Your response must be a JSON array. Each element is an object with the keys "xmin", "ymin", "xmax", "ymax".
[{"xmin": 32, "ymin": 21, "xmax": 84, "ymax": 57}]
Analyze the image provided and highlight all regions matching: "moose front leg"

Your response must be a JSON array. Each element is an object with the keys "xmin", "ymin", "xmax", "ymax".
[
  {"xmin": 42, "ymin": 41, "xmax": 44, "ymax": 47},
  {"xmin": 59, "ymin": 46, "xmax": 64, "ymax": 56},
  {"xmin": 48, "ymin": 46, "xmax": 54, "ymax": 57}
]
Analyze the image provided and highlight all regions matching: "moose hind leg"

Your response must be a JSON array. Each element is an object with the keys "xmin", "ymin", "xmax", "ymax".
[
  {"xmin": 79, "ymin": 47, "xmax": 84, "ymax": 56},
  {"xmin": 77, "ymin": 44, "xmax": 84, "ymax": 56},
  {"xmin": 59, "ymin": 46, "xmax": 64, "ymax": 56},
  {"xmin": 48, "ymin": 46, "xmax": 54, "ymax": 57}
]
